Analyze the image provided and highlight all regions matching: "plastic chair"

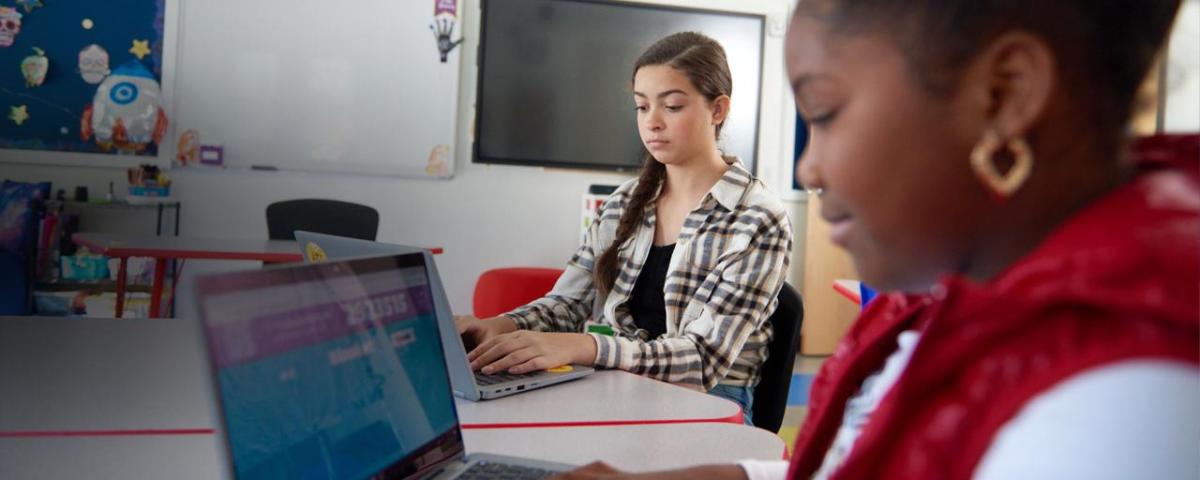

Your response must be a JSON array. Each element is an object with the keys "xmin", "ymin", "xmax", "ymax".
[
  {"xmin": 752, "ymin": 282, "xmax": 805, "ymax": 433},
  {"xmin": 472, "ymin": 267, "xmax": 564, "ymax": 318},
  {"xmin": 265, "ymin": 199, "xmax": 379, "ymax": 241}
]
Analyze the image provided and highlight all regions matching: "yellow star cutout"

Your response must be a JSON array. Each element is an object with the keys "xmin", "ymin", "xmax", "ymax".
[
  {"xmin": 9, "ymin": 105, "xmax": 29, "ymax": 125},
  {"xmin": 130, "ymin": 39, "xmax": 151, "ymax": 59}
]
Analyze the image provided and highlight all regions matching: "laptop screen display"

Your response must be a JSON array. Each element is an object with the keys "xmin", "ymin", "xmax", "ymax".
[{"xmin": 197, "ymin": 254, "xmax": 461, "ymax": 479}]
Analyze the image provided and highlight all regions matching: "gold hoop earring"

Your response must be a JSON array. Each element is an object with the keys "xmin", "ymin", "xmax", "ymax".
[{"xmin": 970, "ymin": 130, "xmax": 1033, "ymax": 199}]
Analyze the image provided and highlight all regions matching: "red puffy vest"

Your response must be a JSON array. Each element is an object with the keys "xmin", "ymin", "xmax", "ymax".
[{"xmin": 789, "ymin": 134, "xmax": 1200, "ymax": 480}]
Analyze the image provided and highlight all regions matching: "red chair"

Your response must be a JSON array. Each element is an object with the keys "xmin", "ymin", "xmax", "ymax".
[{"xmin": 472, "ymin": 267, "xmax": 564, "ymax": 318}]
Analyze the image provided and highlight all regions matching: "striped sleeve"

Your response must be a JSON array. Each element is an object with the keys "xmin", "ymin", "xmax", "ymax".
[{"xmin": 502, "ymin": 193, "xmax": 614, "ymax": 333}]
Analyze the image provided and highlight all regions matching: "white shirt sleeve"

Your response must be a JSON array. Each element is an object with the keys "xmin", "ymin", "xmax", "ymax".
[
  {"xmin": 738, "ymin": 459, "xmax": 789, "ymax": 480},
  {"xmin": 974, "ymin": 360, "xmax": 1200, "ymax": 480}
]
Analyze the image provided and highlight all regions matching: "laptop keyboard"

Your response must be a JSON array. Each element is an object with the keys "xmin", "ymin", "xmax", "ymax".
[
  {"xmin": 475, "ymin": 370, "xmax": 541, "ymax": 386},
  {"xmin": 457, "ymin": 460, "xmax": 556, "ymax": 479}
]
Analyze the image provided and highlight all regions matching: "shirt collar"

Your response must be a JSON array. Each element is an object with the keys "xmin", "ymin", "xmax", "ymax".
[
  {"xmin": 646, "ymin": 155, "xmax": 752, "ymax": 213},
  {"xmin": 709, "ymin": 155, "xmax": 751, "ymax": 211}
]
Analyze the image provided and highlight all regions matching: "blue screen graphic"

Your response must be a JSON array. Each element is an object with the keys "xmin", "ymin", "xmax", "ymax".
[{"xmin": 207, "ymin": 267, "xmax": 457, "ymax": 480}]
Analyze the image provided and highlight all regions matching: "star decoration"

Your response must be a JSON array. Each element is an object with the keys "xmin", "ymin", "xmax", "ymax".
[
  {"xmin": 16, "ymin": 0, "xmax": 43, "ymax": 14},
  {"xmin": 130, "ymin": 39, "xmax": 151, "ymax": 59},
  {"xmin": 9, "ymin": 105, "xmax": 29, "ymax": 126}
]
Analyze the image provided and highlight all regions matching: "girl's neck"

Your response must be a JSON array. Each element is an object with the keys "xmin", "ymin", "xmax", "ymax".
[
  {"xmin": 960, "ymin": 148, "xmax": 1130, "ymax": 284},
  {"xmin": 661, "ymin": 150, "xmax": 729, "ymax": 200}
]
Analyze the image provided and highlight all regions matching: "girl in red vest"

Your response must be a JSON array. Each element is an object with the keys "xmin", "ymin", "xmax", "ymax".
[{"xmin": 557, "ymin": 0, "xmax": 1198, "ymax": 479}]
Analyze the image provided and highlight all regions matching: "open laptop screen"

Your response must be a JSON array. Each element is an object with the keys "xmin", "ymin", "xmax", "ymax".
[{"xmin": 197, "ymin": 254, "xmax": 462, "ymax": 479}]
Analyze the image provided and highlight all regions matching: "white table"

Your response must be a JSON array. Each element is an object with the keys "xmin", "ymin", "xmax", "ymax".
[
  {"xmin": 0, "ymin": 316, "xmax": 216, "ymax": 434},
  {"xmin": 0, "ymin": 317, "xmax": 784, "ymax": 477},
  {"xmin": 0, "ymin": 422, "xmax": 784, "ymax": 479},
  {"xmin": 456, "ymin": 370, "xmax": 744, "ymax": 428},
  {"xmin": 0, "ymin": 317, "xmax": 742, "ymax": 432},
  {"xmin": 464, "ymin": 423, "xmax": 787, "ymax": 472},
  {"xmin": 0, "ymin": 435, "xmax": 226, "ymax": 480}
]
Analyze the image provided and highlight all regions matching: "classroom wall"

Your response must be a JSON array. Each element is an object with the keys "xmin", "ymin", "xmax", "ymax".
[{"xmin": 0, "ymin": 0, "xmax": 808, "ymax": 317}]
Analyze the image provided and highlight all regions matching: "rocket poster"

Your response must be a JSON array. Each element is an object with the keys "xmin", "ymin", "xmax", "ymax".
[{"xmin": 0, "ymin": 0, "xmax": 167, "ymax": 156}]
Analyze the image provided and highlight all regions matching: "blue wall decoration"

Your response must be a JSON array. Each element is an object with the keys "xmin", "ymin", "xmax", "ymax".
[
  {"xmin": 0, "ymin": 0, "xmax": 166, "ymax": 156},
  {"xmin": 792, "ymin": 113, "xmax": 809, "ymax": 191}
]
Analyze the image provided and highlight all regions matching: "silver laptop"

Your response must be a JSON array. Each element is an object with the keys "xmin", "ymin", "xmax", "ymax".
[
  {"xmin": 294, "ymin": 231, "xmax": 594, "ymax": 401},
  {"xmin": 195, "ymin": 253, "xmax": 573, "ymax": 479}
]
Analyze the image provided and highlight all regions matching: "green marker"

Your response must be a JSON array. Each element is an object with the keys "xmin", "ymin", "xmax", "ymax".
[{"xmin": 586, "ymin": 324, "xmax": 614, "ymax": 336}]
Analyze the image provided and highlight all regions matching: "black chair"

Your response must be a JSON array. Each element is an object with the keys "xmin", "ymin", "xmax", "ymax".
[
  {"xmin": 752, "ymin": 282, "xmax": 804, "ymax": 433},
  {"xmin": 266, "ymin": 199, "xmax": 379, "ymax": 241}
]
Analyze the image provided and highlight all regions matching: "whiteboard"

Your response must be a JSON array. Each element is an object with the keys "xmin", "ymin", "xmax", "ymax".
[{"xmin": 171, "ymin": 0, "xmax": 460, "ymax": 177}]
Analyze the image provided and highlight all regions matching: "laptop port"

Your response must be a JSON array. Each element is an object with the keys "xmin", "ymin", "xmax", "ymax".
[{"xmin": 517, "ymin": 385, "xmax": 525, "ymax": 391}]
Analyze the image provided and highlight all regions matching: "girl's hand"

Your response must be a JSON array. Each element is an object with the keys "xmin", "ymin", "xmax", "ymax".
[
  {"xmin": 551, "ymin": 463, "xmax": 750, "ymax": 480},
  {"xmin": 551, "ymin": 462, "xmax": 628, "ymax": 479},
  {"xmin": 467, "ymin": 330, "xmax": 597, "ymax": 374},
  {"xmin": 453, "ymin": 315, "xmax": 517, "ymax": 349}
]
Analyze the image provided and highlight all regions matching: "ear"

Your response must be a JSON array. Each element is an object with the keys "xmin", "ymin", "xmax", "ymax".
[
  {"xmin": 973, "ymin": 32, "xmax": 1057, "ymax": 140},
  {"xmin": 710, "ymin": 95, "xmax": 731, "ymax": 126}
]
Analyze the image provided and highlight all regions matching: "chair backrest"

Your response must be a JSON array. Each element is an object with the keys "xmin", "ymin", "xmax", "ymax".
[
  {"xmin": 752, "ymin": 282, "xmax": 804, "ymax": 433},
  {"xmin": 472, "ymin": 267, "xmax": 564, "ymax": 318},
  {"xmin": 265, "ymin": 199, "xmax": 379, "ymax": 241}
]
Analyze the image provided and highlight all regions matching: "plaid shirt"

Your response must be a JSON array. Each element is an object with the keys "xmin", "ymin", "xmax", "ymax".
[{"xmin": 505, "ymin": 157, "xmax": 793, "ymax": 390}]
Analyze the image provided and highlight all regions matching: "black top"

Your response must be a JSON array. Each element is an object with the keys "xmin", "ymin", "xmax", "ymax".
[{"xmin": 628, "ymin": 243, "xmax": 675, "ymax": 340}]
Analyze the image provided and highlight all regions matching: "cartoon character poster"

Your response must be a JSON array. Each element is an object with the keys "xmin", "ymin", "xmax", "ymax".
[{"xmin": 0, "ymin": 0, "xmax": 167, "ymax": 156}]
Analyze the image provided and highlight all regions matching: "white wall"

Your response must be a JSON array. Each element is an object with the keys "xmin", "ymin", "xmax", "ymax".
[
  {"xmin": 1165, "ymin": 0, "xmax": 1200, "ymax": 132},
  {"xmin": 0, "ymin": 0, "xmax": 807, "ymax": 317}
]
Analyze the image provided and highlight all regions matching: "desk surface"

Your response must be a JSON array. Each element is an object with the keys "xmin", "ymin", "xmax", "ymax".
[
  {"xmin": 0, "ymin": 316, "xmax": 216, "ymax": 434},
  {"xmin": 0, "ymin": 435, "xmax": 226, "ymax": 480},
  {"xmin": 73, "ymin": 232, "xmax": 303, "ymax": 263},
  {"xmin": 0, "ymin": 422, "xmax": 782, "ymax": 479},
  {"xmin": 0, "ymin": 316, "xmax": 781, "ymax": 478},
  {"xmin": 1, "ymin": 316, "xmax": 741, "ymax": 434},
  {"xmin": 464, "ymin": 423, "xmax": 786, "ymax": 472},
  {"xmin": 456, "ymin": 370, "xmax": 743, "ymax": 427}
]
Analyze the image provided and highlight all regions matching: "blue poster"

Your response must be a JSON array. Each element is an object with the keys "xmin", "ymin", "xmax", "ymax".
[{"xmin": 0, "ymin": 0, "xmax": 166, "ymax": 156}]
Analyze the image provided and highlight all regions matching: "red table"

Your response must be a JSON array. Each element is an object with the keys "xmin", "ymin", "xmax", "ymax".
[
  {"xmin": 74, "ymin": 233, "xmax": 446, "ymax": 318},
  {"xmin": 73, "ymin": 233, "xmax": 304, "ymax": 318},
  {"xmin": 73, "ymin": 233, "xmax": 449, "ymax": 318}
]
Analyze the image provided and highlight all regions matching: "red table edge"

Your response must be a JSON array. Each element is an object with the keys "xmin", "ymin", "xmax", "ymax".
[
  {"xmin": 831, "ymin": 281, "xmax": 861, "ymax": 304},
  {"xmin": 72, "ymin": 234, "xmax": 304, "ymax": 263},
  {"xmin": 72, "ymin": 234, "xmax": 443, "ymax": 261}
]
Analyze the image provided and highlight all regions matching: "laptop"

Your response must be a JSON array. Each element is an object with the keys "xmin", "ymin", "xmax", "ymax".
[
  {"xmin": 293, "ymin": 231, "xmax": 595, "ymax": 401},
  {"xmin": 195, "ymin": 253, "xmax": 574, "ymax": 479}
]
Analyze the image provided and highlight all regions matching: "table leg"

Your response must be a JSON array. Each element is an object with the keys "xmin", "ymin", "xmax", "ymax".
[
  {"xmin": 115, "ymin": 257, "xmax": 128, "ymax": 318},
  {"xmin": 150, "ymin": 258, "xmax": 167, "ymax": 318}
]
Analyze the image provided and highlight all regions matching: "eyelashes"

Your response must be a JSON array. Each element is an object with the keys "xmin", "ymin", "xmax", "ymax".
[
  {"xmin": 634, "ymin": 105, "xmax": 685, "ymax": 113},
  {"xmin": 807, "ymin": 109, "xmax": 838, "ymax": 127}
]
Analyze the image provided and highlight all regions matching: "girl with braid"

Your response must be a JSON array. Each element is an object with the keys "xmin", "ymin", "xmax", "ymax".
[{"xmin": 456, "ymin": 31, "xmax": 793, "ymax": 423}]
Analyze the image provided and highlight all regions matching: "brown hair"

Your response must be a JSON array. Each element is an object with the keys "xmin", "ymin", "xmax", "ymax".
[
  {"xmin": 800, "ymin": 0, "xmax": 1181, "ymax": 149},
  {"xmin": 593, "ymin": 31, "xmax": 733, "ymax": 295}
]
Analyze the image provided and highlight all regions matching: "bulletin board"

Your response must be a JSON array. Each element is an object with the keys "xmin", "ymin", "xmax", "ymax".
[
  {"xmin": 169, "ymin": 0, "xmax": 463, "ymax": 178},
  {"xmin": 0, "ymin": 0, "xmax": 167, "ymax": 156}
]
